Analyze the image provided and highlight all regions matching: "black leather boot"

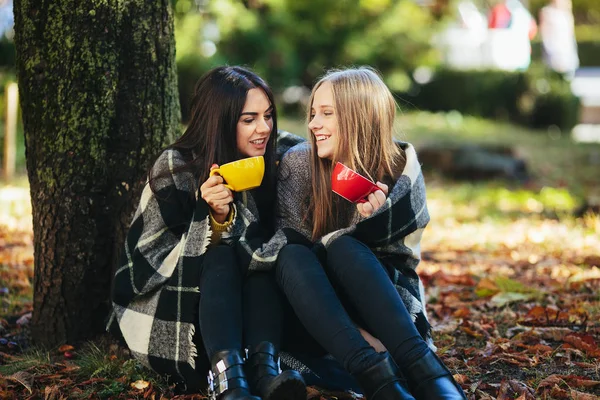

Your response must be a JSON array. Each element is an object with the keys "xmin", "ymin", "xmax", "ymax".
[
  {"xmin": 207, "ymin": 349, "xmax": 261, "ymax": 400},
  {"xmin": 405, "ymin": 349, "xmax": 467, "ymax": 400},
  {"xmin": 355, "ymin": 353, "xmax": 416, "ymax": 400},
  {"xmin": 246, "ymin": 342, "xmax": 306, "ymax": 400}
]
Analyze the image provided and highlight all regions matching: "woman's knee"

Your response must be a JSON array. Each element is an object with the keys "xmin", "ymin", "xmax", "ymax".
[
  {"xmin": 326, "ymin": 235, "xmax": 366, "ymax": 267},
  {"xmin": 326, "ymin": 236, "xmax": 381, "ymax": 285},
  {"xmin": 203, "ymin": 245, "xmax": 237, "ymax": 272},
  {"xmin": 327, "ymin": 235, "xmax": 363, "ymax": 258},
  {"xmin": 276, "ymin": 244, "xmax": 316, "ymax": 289}
]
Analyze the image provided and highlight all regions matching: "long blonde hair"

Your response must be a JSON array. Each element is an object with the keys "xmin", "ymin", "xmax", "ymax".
[{"xmin": 308, "ymin": 67, "xmax": 405, "ymax": 240}]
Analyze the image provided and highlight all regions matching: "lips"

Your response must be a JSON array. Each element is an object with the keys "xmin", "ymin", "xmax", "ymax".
[
  {"xmin": 315, "ymin": 135, "xmax": 330, "ymax": 142},
  {"xmin": 250, "ymin": 138, "xmax": 267, "ymax": 145}
]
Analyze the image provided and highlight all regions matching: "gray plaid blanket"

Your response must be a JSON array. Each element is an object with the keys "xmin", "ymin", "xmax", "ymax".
[{"xmin": 108, "ymin": 131, "xmax": 304, "ymax": 386}]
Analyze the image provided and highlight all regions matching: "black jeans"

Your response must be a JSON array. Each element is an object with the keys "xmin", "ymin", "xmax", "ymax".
[
  {"xmin": 276, "ymin": 236, "xmax": 429, "ymax": 375},
  {"xmin": 199, "ymin": 245, "xmax": 284, "ymax": 360}
]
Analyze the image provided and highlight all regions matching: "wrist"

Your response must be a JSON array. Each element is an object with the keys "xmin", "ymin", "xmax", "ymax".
[{"xmin": 211, "ymin": 208, "xmax": 229, "ymax": 224}]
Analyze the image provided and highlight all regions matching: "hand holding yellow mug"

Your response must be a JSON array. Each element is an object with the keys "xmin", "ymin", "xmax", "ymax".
[{"xmin": 208, "ymin": 156, "xmax": 265, "ymax": 192}]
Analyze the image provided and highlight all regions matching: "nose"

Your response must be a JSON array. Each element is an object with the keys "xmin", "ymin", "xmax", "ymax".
[
  {"xmin": 308, "ymin": 115, "xmax": 321, "ymax": 132},
  {"xmin": 257, "ymin": 117, "xmax": 271, "ymax": 134}
]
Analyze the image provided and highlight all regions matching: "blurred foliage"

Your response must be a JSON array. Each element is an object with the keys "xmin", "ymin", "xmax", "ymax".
[
  {"xmin": 173, "ymin": 0, "xmax": 439, "ymax": 107},
  {"xmin": 0, "ymin": 39, "xmax": 14, "ymax": 68},
  {"xmin": 404, "ymin": 65, "xmax": 580, "ymax": 131},
  {"xmin": 428, "ymin": 184, "xmax": 579, "ymax": 218}
]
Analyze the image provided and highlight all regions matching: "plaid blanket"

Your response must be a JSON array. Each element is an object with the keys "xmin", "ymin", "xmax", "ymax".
[
  {"xmin": 108, "ymin": 131, "xmax": 304, "ymax": 386},
  {"xmin": 238, "ymin": 140, "xmax": 432, "ymax": 341}
]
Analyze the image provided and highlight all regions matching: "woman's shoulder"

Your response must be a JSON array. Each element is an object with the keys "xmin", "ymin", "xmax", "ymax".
[
  {"xmin": 276, "ymin": 130, "xmax": 306, "ymax": 160},
  {"xmin": 150, "ymin": 148, "xmax": 185, "ymax": 170},
  {"xmin": 278, "ymin": 142, "xmax": 311, "ymax": 189},
  {"xmin": 150, "ymin": 148, "xmax": 196, "ymax": 193},
  {"xmin": 280, "ymin": 141, "xmax": 311, "ymax": 167}
]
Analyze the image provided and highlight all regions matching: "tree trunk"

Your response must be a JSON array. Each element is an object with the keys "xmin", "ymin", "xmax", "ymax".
[{"xmin": 13, "ymin": 0, "xmax": 180, "ymax": 346}]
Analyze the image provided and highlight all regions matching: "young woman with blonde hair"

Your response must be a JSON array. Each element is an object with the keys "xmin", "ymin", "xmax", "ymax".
[{"xmin": 244, "ymin": 67, "xmax": 466, "ymax": 399}]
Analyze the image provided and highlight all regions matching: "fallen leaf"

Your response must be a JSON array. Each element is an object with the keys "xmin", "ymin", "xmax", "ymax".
[
  {"xmin": 538, "ymin": 374, "xmax": 564, "ymax": 389},
  {"xmin": 491, "ymin": 292, "xmax": 534, "ymax": 307},
  {"xmin": 131, "ymin": 380, "xmax": 150, "ymax": 390},
  {"xmin": 583, "ymin": 255, "xmax": 600, "ymax": 267},
  {"xmin": 573, "ymin": 361, "xmax": 599, "ymax": 369},
  {"xmin": 570, "ymin": 389, "xmax": 599, "ymax": 400},
  {"xmin": 564, "ymin": 333, "xmax": 600, "ymax": 358},
  {"xmin": 6, "ymin": 371, "xmax": 33, "ymax": 394},
  {"xmin": 44, "ymin": 385, "xmax": 62, "ymax": 400},
  {"xmin": 78, "ymin": 378, "xmax": 106, "ymax": 386},
  {"xmin": 460, "ymin": 326, "xmax": 484, "ymax": 339},
  {"xmin": 475, "ymin": 278, "xmax": 499, "ymax": 297},
  {"xmin": 452, "ymin": 307, "xmax": 471, "ymax": 318},
  {"xmin": 497, "ymin": 379, "xmax": 536, "ymax": 400},
  {"xmin": 454, "ymin": 374, "xmax": 469, "ymax": 385}
]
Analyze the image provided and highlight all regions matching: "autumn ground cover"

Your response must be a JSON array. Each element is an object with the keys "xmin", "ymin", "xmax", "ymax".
[{"xmin": 0, "ymin": 113, "xmax": 599, "ymax": 399}]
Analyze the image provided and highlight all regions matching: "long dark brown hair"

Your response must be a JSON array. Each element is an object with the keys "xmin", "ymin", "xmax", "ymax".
[
  {"xmin": 149, "ymin": 66, "xmax": 278, "ymax": 195},
  {"xmin": 308, "ymin": 67, "xmax": 405, "ymax": 240}
]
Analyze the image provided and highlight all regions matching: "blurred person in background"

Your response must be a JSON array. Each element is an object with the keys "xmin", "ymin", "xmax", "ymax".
[
  {"xmin": 487, "ymin": 0, "xmax": 537, "ymax": 70},
  {"xmin": 540, "ymin": 0, "xmax": 579, "ymax": 78},
  {"xmin": 488, "ymin": 0, "xmax": 512, "ymax": 28}
]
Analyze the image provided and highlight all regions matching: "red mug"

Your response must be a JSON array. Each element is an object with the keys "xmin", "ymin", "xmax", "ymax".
[{"xmin": 331, "ymin": 162, "xmax": 379, "ymax": 203}]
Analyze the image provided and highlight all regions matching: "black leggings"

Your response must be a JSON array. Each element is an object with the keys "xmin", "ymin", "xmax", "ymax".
[
  {"xmin": 198, "ymin": 245, "xmax": 284, "ymax": 359},
  {"xmin": 276, "ymin": 236, "xmax": 429, "ymax": 375}
]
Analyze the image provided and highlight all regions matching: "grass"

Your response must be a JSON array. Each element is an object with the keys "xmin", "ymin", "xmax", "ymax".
[
  {"xmin": 0, "ymin": 348, "xmax": 52, "ymax": 376},
  {"xmin": 0, "ymin": 339, "xmax": 174, "ymax": 399}
]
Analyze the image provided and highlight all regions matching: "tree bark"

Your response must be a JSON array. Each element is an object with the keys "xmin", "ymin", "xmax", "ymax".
[{"xmin": 13, "ymin": 0, "xmax": 180, "ymax": 346}]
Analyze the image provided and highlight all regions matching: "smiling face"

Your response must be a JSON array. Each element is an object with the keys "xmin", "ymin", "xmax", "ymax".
[
  {"xmin": 309, "ymin": 81, "xmax": 339, "ymax": 160},
  {"xmin": 236, "ymin": 88, "xmax": 274, "ymax": 158}
]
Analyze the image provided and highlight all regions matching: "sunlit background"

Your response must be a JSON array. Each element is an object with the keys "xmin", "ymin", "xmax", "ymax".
[{"xmin": 0, "ymin": 1, "xmax": 599, "ymax": 397}]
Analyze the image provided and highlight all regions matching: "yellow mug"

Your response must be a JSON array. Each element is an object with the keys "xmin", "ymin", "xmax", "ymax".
[{"xmin": 209, "ymin": 156, "xmax": 265, "ymax": 192}]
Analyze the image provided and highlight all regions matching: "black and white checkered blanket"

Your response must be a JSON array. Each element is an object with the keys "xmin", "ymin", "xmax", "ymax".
[{"xmin": 108, "ymin": 131, "xmax": 304, "ymax": 385}]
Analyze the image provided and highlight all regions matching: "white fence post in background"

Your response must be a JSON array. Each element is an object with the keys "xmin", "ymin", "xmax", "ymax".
[{"xmin": 3, "ymin": 82, "xmax": 19, "ymax": 181}]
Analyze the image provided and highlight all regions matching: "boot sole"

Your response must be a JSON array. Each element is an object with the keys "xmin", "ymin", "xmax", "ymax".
[{"xmin": 264, "ymin": 372, "xmax": 306, "ymax": 400}]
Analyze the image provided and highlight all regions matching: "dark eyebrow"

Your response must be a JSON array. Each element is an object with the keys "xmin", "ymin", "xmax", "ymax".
[{"xmin": 240, "ymin": 105, "xmax": 273, "ymax": 117}]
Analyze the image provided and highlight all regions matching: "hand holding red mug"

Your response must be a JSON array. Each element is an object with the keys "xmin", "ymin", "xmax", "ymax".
[
  {"xmin": 356, "ymin": 182, "xmax": 388, "ymax": 217},
  {"xmin": 200, "ymin": 164, "xmax": 233, "ymax": 223}
]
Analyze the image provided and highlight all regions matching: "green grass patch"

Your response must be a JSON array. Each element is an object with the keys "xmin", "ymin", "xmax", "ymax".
[
  {"xmin": 73, "ymin": 340, "xmax": 170, "ymax": 391},
  {"xmin": 0, "ymin": 348, "xmax": 52, "ymax": 376},
  {"xmin": 426, "ymin": 183, "xmax": 580, "ymax": 221}
]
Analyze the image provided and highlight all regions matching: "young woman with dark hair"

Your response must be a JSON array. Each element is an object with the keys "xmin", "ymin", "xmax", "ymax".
[{"xmin": 110, "ymin": 66, "xmax": 305, "ymax": 400}]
